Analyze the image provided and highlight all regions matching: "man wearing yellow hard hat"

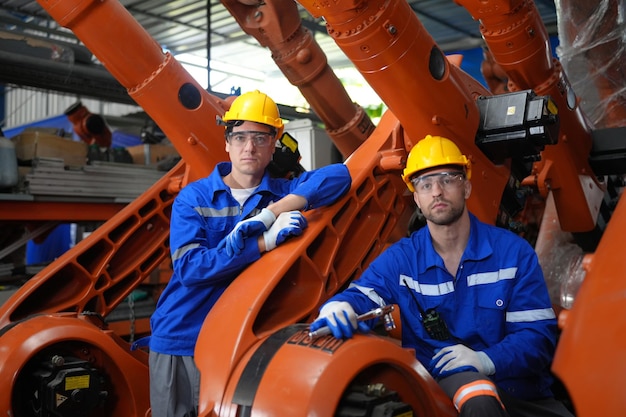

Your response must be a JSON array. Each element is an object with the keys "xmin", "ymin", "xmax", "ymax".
[
  {"xmin": 148, "ymin": 90, "xmax": 352, "ymax": 417},
  {"xmin": 311, "ymin": 135, "xmax": 573, "ymax": 417}
]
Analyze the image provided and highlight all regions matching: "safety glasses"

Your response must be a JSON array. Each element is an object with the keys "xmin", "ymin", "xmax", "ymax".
[
  {"xmin": 410, "ymin": 171, "xmax": 465, "ymax": 194},
  {"xmin": 227, "ymin": 131, "xmax": 274, "ymax": 147}
]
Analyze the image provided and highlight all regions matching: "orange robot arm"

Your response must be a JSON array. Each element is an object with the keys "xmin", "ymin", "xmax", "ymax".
[
  {"xmin": 221, "ymin": 0, "xmax": 376, "ymax": 157},
  {"xmin": 457, "ymin": 0, "xmax": 604, "ymax": 232},
  {"xmin": 3, "ymin": 0, "xmax": 625, "ymax": 416}
]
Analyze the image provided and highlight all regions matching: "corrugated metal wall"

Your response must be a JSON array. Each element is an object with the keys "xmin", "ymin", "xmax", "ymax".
[{"xmin": 3, "ymin": 86, "xmax": 141, "ymax": 130}]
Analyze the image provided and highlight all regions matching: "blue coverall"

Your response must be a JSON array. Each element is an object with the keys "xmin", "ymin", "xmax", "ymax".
[
  {"xmin": 328, "ymin": 213, "xmax": 558, "ymax": 401},
  {"xmin": 150, "ymin": 161, "xmax": 351, "ymax": 356}
]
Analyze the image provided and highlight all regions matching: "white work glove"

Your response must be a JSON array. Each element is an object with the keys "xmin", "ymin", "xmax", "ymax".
[
  {"xmin": 430, "ymin": 344, "xmax": 495, "ymax": 379},
  {"xmin": 222, "ymin": 208, "xmax": 276, "ymax": 256},
  {"xmin": 309, "ymin": 301, "xmax": 369, "ymax": 339},
  {"xmin": 262, "ymin": 210, "xmax": 308, "ymax": 251}
]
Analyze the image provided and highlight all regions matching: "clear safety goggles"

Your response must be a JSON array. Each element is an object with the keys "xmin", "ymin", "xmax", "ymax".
[
  {"xmin": 227, "ymin": 131, "xmax": 274, "ymax": 147},
  {"xmin": 410, "ymin": 171, "xmax": 466, "ymax": 194}
]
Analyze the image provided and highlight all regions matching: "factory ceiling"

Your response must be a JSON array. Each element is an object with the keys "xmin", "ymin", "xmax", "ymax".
[{"xmin": 0, "ymin": 0, "xmax": 559, "ymax": 106}]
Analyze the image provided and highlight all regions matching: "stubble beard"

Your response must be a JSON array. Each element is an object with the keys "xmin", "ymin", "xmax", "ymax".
[{"xmin": 424, "ymin": 200, "xmax": 465, "ymax": 226}]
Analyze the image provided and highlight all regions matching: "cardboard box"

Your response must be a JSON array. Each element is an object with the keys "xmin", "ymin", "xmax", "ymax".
[
  {"xmin": 126, "ymin": 144, "xmax": 179, "ymax": 165},
  {"xmin": 12, "ymin": 130, "xmax": 87, "ymax": 167}
]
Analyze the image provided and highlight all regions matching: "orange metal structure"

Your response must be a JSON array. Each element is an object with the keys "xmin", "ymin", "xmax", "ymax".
[{"xmin": 0, "ymin": 0, "xmax": 624, "ymax": 416}]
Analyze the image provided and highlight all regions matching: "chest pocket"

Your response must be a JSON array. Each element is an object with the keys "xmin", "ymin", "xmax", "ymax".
[
  {"xmin": 475, "ymin": 283, "xmax": 510, "ymax": 342},
  {"xmin": 205, "ymin": 214, "xmax": 235, "ymax": 243}
]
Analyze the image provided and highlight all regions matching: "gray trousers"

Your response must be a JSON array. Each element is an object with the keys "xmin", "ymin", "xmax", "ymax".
[{"xmin": 149, "ymin": 351, "xmax": 200, "ymax": 417}]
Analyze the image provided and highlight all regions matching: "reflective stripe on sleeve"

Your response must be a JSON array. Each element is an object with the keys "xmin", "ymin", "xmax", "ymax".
[
  {"xmin": 506, "ymin": 307, "xmax": 556, "ymax": 322},
  {"xmin": 349, "ymin": 283, "xmax": 387, "ymax": 307},
  {"xmin": 172, "ymin": 242, "xmax": 200, "ymax": 261},
  {"xmin": 453, "ymin": 379, "xmax": 505, "ymax": 412}
]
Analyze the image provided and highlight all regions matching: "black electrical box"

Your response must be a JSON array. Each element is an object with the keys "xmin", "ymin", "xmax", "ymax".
[{"xmin": 475, "ymin": 90, "xmax": 560, "ymax": 165}]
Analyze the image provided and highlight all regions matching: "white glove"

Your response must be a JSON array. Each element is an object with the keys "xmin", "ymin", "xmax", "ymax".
[
  {"xmin": 262, "ymin": 210, "xmax": 307, "ymax": 251},
  {"xmin": 309, "ymin": 301, "xmax": 371, "ymax": 339},
  {"xmin": 431, "ymin": 344, "xmax": 495, "ymax": 378},
  {"xmin": 319, "ymin": 301, "xmax": 358, "ymax": 331},
  {"xmin": 222, "ymin": 208, "xmax": 276, "ymax": 256}
]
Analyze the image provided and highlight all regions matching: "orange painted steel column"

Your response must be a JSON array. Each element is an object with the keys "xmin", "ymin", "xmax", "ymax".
[{"xmin": 553, "ymin": 192, "xmax": 626, "ymax": 416}]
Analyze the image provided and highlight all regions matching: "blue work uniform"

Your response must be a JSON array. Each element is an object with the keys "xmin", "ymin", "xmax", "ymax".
[
  {"xmin": 329, "ymin": 213, "xmax": 558, "ymax": 401},
  {"xmin": 150, "ymin": 161, "xmax": 351, "ymax": 356}
]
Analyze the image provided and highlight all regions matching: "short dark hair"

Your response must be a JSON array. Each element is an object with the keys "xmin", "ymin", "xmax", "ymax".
[
  {"xmin": 224, "ymin": 120, "xmax": 277, "ymax": 139},
  {"xmin": 412, "ymin": 164, "xmax": 466, "ymax": 181}
]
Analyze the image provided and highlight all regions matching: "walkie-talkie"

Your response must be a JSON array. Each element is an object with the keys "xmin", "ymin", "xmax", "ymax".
[
  {"xmin": 403, "ymin": 279, "xmax": 451, "ymax": 341},
  {"xmin": 421, "ymin": 308, "xmax": 451, "ymax": 341}
]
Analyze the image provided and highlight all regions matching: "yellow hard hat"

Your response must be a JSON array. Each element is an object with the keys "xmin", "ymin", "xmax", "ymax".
[
  {"xmin": 220, "ymin": 90, "xmax": 284, "ymax": 137},
  {"xmin": 402, "ymin": 135, "xmax": 471, "ymax": 192}
]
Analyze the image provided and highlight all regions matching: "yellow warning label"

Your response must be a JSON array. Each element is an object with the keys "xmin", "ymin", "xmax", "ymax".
[
  {"xmin": 56, "ymin": 393, "xmax": 68, "ymax": 407},
  {"xmin": 280, "ymin": 133, "xmax": 298, "ymax": 153},
  {"xmin": 547, "ymin": 99, "xmax": 559, "ymax": 115},
  {"xmin": 65, "ymin": 374, "xmax": 90, "ymax": 390}
]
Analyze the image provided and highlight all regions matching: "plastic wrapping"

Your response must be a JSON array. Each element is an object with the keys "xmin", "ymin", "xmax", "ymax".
[
  {"xmin": 535, "ymin": 194, "xmax": 586, "ymax": 309},
  {"xmin": 537, "ymin": 227, "xmax": 586, "ymax": 309},
  {"xmin": 555, "ymin": 0, "xmax": 626, "ymax": 128}
]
